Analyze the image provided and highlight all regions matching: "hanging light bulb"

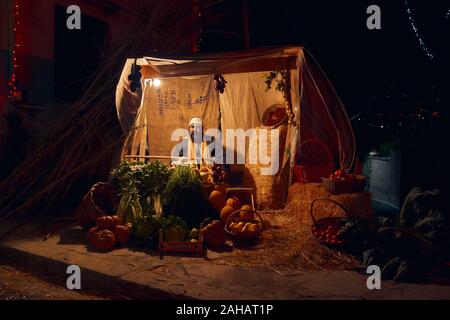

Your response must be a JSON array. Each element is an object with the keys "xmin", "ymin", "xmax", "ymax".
[{"xmin": 153, "ymin": 79, "xmax": 161, "ymax": 87}]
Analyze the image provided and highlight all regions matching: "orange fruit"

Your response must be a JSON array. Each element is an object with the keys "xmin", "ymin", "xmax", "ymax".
[
  {"xmin": 240, "ymin": 205, "xmax": 254, "ymax": 220},
  {"xmin": 226, "ymin": 197, "xmax": 241, "ymax": 210},
  {"xmin": 209, "ymin": 190, "xmax": 226, "ymax": 212},
  {"xmin": 220, "ymin": 205, "xmax": 235, "ymax": 223}
]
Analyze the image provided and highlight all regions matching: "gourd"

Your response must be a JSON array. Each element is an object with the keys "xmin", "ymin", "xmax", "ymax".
[
  {"xmin": 96, "ymin": 215, "xmax": 122, "ymax": 230},
  {"xmin": 226, "ymin": 197, "xmax": 241, "ymax": 210},
  {"xmin": 88, "ymin": 228, "xmax": 116, "ymax": 250},
  {"xmin": 209, "ymin": 190, "xmax": 226, "ymax": 212},
  {"xmin": 200, "ymin": 220, "xmax": 226, "ymax": 247},
  {"xmin": 220, "ymin": 205, "xmax": 235, "ymax": 223},
  {"xmin": 113, "ymin": 223, "xmax": 132, "ymax": 245}
]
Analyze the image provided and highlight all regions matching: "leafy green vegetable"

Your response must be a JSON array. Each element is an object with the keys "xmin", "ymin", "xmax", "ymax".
[
  {"xmin": 117, "ymin": 191, "xmax": 143, "ymax": 224},
  {"xmin": 110, "ymin": 161, "xmax": 136, "ymax": 196},
  {"xmin": 110, "ymin": 161, "xmax": 171, "ymax": 216},
  {"xmin": 131, "ymin": 213, "xmax": 160, "ymax": 247},
  {"xmin": 160, "ymin": 214, "xmax": 187, "ymax": 231},
  {"xmin": 161, "ymin": 166, "xmax": 209, "ymax": 227}
]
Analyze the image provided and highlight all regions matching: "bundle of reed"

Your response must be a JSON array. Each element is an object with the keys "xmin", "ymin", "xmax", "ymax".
[{"xmin": 0, "ymin": 0, "xmax": 223, "ymax": 221}]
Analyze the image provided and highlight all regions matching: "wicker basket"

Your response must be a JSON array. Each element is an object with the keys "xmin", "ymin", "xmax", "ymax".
[
  {"xmin": 294, "ymin": 139, "xmax": 335, "ymax": 183},
  {"xmin": 75, "ymin": 182, "xmax": 119, "ymax": 230},
  {"xmin": 224, "ymin": 209, "xmax": 264, "ymax": 242},
  {"xmin": 322, "ymin": 175, "xmax": 366, "ymax": 195},
  {"xmin": 310, "ymin": 198, "xmax": 348, "ymax": 246},
  {"xmin": 261, "ymin": 104, "xmax": 287, "ymax": 128}
]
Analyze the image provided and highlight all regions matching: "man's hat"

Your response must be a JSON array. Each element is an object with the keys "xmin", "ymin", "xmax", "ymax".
[{"xmin": 189, "ymin": 117, "xmax": 203, "ymax": 127}]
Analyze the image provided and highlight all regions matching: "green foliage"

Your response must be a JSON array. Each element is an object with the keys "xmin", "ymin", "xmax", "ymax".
[
  {"xmin": 264, "ymin": 70, "xmax": 288, "ymax": 93},
  {"xmin": 131, "ymin": 213, "xmax": 190, "ymax": 247},
  {"xmin": 378, "ymin": 140, "xmax": 401, "ymax": 157},
  {"xmin": 110, "ymin": 161, "xmax": 171, "ymax": 215},
  {"xmin": 110, "ymin": 161, "xmax": 136, "ymax": 196},
  {"xmin": 131, "ymin": 212, "xmax": 160, "ymax": 247},
  {"xmin": 161, "ymin": 166, "xmax": 208, "ymax": 227},
  {"xmin": 160, "ymin": 214, "xmax": 188, "ymax": 231}
]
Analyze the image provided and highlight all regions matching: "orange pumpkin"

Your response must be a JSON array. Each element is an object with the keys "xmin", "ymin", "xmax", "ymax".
[
  {"xmin": 201, "ymin": 220, "xmax": 226, "ymax": 247},
  {"xmin": 226, "ymin": 197, "xmax": 241, "ymax": 210},
  {"xmin": 113, "ymin": 223, "xmax": 132, "ymax": 245},
  {"xmin": 209, "ymin": 190, "xmax": 226, "ymax": 212},
  {"xmin": 240, "ymin": 205, "xmax": 254, "ymax": 220},
  {"xmin": 96, "ymin": 215, "xmax": 122, "ymax": 231},
  {"xmin": 220, "ymin": 205, "xmax": 236, "ymax": 223},
  {"xmin": 89, "ymin": 229, "xmax": 116, "ymax": 250}
]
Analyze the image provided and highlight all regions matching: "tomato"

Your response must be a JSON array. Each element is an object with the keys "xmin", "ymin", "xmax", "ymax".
[{"xmin": 335, "ymin": 169, "xmax": 347, "ymax": 178}]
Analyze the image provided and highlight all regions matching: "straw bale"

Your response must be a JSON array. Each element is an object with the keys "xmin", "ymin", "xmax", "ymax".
[
  {"xmin": 285, "ymin": 183, "xmax": 373, "ymax": 224},
  {"xmin": 242, "ymin": 124, "xmax": 289, "ymax": 210}
]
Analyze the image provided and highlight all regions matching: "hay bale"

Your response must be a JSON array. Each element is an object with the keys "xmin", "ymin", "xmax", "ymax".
[
  {"xmin": 287, "ymin": 183, "xmax": 329, "ymax": 202},
  {"xmin": 285, "ymin": 182, "xmax": 373, "ymax": 224},
  {"xmin": 213, "ymin": 210, "xmax": 359, "ymax": 271},
  {"xmin": 329, "ymin": 192, "xmax": 373, "ymax": 220},
  {"xmin": 242, "ymin": 124, "xmax": 289, "ymax": 210}
]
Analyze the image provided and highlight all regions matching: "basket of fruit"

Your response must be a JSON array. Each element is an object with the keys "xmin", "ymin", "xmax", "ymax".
[
  {"xmin": 310, "ymin": 198, "xmax": 348, "ymax": 246},
  {"xmin": 293, "ymin": 139, "xmax": 335, "ymax": 183},
  {"xmin": 261, "ymin": 104, "xmax": 287, "ymax": 128},
  {"xmin": 224, "ymin": 209, "xmax": 264, "ymax": 242},
  {"xmin": 322, "ymin": 170, "xmax": 366, "ymax": 195}
]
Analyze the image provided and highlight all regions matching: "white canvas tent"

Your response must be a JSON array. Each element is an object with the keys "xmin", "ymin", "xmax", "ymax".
[{"xmin": 115, "ymin": 46, "xmax": 356, "ymax": 208}]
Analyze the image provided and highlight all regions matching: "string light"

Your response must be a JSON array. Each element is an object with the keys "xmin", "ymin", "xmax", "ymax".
[
  {"xmin": 192, "ymin": 1, "xmax": 203, "ymax": 53},
  {"xmin": 404, "ymin": 0, "xmax": 434, "ymax": 60},
  {"xmin": 8, "ymin": 0, "xmax": 22, "ymax": 101}
]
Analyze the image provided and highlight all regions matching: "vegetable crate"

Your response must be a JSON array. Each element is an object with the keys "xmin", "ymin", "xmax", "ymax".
[
  {"xmin": 157, "ymin": 229, "xmax": 204, "ymax": 255},
  {"xmin": 225, "ymin": 187, "xmax": 256, "ymax": 210}
]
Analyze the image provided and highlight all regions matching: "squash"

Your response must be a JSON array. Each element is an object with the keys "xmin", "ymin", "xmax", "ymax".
[
  {"xmin": 240, "ymin": 205, "xmax": 254, "ymax": 220},
  {"xmin": 165, "ymin": 225, "xmax": 187, "ymax": 241},
  {"xmin": 96, "ymin": 215, "xmax": 122, "ymax": 230},
  {"xmin": 200, "ymin": 220, "xmax": 226, "ymax": 247},
  {"xmin": 209, "ymin": 190, "xmax": 226, "ymax": 212},
  {"xmin": 226, "ymin": 197, "xmax": 241, "ymax": 210},
  {"xmin": 88, "ymin": 229, "xmax": 116, "ymax": 250},
  {"xmin": 113, "ymin": 223, "xmax": 132, "ymax": 245},
  {"xmin": 220, "ymin": 205, "xmax": 236, "ymax": 223}
]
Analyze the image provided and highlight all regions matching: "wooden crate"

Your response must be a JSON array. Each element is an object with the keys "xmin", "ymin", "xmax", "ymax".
[
  {"xmin": 225, "ymin": 187, "xmax": 256, "ymax": 210},
  {"xmin": 157, "ymin": 229, "xmax": 204, "ymax": 255}
]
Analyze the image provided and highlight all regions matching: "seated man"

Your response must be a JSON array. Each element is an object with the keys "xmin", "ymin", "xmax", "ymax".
[{"xmin": 172, "ymin": 117, "xmax": 215, "ymax": 171}]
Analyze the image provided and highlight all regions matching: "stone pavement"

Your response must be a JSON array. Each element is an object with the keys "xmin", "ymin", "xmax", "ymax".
[{"xmin": 1, "ymin": 222, "xmax": 450, "ymax": 300}]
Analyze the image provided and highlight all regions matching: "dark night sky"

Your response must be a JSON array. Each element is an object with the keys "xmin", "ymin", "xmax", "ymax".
[{"xmin": 202, "ymin": 0, "xmax": 450, "ymax": 117}]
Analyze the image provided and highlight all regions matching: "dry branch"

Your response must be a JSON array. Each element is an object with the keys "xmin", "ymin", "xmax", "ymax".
[{"xmin": 0, "ymin": 0, "xmax": 221, "ymax": 221}]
